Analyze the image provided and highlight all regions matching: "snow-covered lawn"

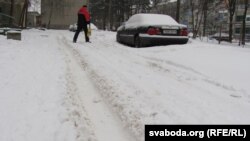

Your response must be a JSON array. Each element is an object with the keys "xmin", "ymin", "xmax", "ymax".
[{"xmin": 0, "ymin": 29, "xmax": 250, "ymax": 141}]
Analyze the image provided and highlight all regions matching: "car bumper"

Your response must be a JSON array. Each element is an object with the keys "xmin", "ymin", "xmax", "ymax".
[{"xmin": 139, "ymin": 34, "xmax": 189, "ymax": 46}]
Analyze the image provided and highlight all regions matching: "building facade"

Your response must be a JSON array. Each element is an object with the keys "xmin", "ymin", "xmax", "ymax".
[
  {"xmin": 27, "ymin": 11, "xmax": 40, "ymax": 27},
  {"xmin": 41, "ymin": 0, "xmax": 88, "ymax": 29},
  {"xmin": 234, "ymin": 0, "xmax": 250, "ymax": 41}
]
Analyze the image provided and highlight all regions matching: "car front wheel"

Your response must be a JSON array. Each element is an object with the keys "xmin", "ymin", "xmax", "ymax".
[
  {"xmin": 134, "ymin": 35, "xmax": 141, "ymax": 48},
  {"xmin": 116, "ymin": 34, "xmax": 121, "ymax": 43}
]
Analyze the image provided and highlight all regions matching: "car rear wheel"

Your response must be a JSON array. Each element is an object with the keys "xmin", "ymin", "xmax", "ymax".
[
  {"xmin": 134, "ymin": 35, "xmax": 141, "ymax": 48},
  {"xmin": 179, "ymin": 39, "xmax": 189, "ymax": 44}
]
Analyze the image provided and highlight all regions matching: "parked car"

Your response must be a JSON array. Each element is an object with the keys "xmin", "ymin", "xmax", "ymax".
[
  {"xmin": 210, "ymin": 33, "xmax": 230, "ymax": 42},
  {"xmin": 69, "ymin": 23, "xmax": 98, "ymax": 32},
  {"xmin": 116, "ymin": 14, "xmax": 189, "ymax": 47}
]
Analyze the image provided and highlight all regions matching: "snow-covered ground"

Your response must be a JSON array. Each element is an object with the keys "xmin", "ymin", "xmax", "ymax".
[{"xmin": 0, "ymin": 29, "xmax": 250, "ymax": 141}]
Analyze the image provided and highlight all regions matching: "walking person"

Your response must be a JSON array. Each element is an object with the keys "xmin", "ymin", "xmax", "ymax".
[{"xmin": 73, "ymin": 5, "xmax": 91, "ymax": 43}]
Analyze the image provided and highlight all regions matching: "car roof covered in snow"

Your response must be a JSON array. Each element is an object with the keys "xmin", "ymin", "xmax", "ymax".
[
  {"xmin": 212, "ymin": 33, "xmax": 229, "ymax": 37},
  {"xmin": 125, "ymin": 13, "xmax": 186, "ymax": 29}
]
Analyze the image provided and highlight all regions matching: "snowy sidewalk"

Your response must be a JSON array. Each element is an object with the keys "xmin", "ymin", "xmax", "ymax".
[
  {"xmin": 0, "ymin": 29, "xmax": 137, "ymax": 141},
  {"xmin": 0, "ymin": 30, "xmax": 95, "ymax": 141}
]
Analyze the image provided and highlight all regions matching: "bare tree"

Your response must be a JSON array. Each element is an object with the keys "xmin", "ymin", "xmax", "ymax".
[
  {"xmin": 9, "ymin": 0, "xmax": 14, "ymax": 26},
  {"xmin": 151, "ymin": 0, "xmax": 162, "ymax": 13},
  {"xmin": 90, "ymin": 0, "xmax": 151, "ymax": 30},
  {"xmin": 190, "ymin": 0, "xmax": 195, "ymax": 37},
  {"xmin": 19, "ymin": 0, "xmax": 30, "ymax": 28},
  {"xmin": 108, "ymin": 0, "xmax": 112, "ymax": 30},
  {"xmin": 226, "ymin": 0, "xmax": 237, "ymax": 43},
  {"xmin": 176, "ymin": 0, "xmax": 180, "ymax": 22},
  {"xmin": 202, "ymin": 0, "xmax": 208, "ymax": 37},
  {"xmin": 190, "ymin": 0, "xmax": 205, "ymax": 38},
  {"xmin": 47, "ymin": 0, "xmax": 54, "ymax": 29},
  {"xmin": 242, "ymin": 0, "xmax": 249, "ymax": 45}
]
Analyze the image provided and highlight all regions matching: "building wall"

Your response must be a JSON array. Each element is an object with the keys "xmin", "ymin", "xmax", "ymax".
[
  {"xmin": 27, "ymin": 12, "xmax": 39, "ymax": 27},
  {"xmin": 234, "ymin": 0, "xmax": 250, "ymax": 40},
  {"xmin": 41, "ymin": 0, "xmax": 88, "ymax": 29}
]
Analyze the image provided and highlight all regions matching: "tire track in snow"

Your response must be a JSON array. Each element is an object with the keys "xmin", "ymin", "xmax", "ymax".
[
  {"xmin": 67, "ymin": 37, "xmax": 150, "ymax": 141},
  {"xmin": 57, "ymin": 36, "xmax": 136, "ymax": 141},
  {"xmin": 57, "ymin": 37, "xmax": 97, "ymax": 141},
  {"xmin": 139, "ymin": 55, "xmax": 249, "ymax": 100},
  {"xmin": 76, "ymin": 32, "xmax": 250, "ymax": 120}
]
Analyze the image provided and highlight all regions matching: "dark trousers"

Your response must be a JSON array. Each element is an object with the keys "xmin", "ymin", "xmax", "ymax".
[{"xmin": 73, "ymin": 24, "xmax": 89, "ymax": 42}]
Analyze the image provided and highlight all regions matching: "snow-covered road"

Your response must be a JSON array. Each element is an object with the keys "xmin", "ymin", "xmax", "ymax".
[
  {"xmin": 0, "ymin": 29, "xmax": 250, "ymax": 141},
  {"xmin": 57, "ymin": 35, "xmax": 135, "ymax": 141}
]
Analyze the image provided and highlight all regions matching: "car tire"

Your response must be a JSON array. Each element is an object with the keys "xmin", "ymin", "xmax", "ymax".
[
  {"xmin": 180, "ymin": 39, "xmax": 189, "ymax": 44},
  {"xmin": 134, "ymin": 35, "xmax": 141, "ymax": 48},
  {"xmin": 116, "ymin": 33, "xmax": 121, "ymax": 43}
]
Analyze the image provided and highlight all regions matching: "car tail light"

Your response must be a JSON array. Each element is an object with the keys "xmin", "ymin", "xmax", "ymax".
[
  {"xmin": 180, "ymin": 28, "xmax": 188, "ymax": 36},
  {"xmin": 147, "ymin": 27, "xmax": 160, "ymax": 35}
]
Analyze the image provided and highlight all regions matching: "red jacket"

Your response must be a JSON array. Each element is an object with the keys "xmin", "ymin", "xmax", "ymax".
[{"xmin": 78, "ymin": 7, "xmax": 90, "ymax": 22}]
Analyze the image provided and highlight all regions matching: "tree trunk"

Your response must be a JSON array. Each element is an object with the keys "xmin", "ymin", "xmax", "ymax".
[
  {"xmin": 19, "ymin": 0, "xmax": 29, "ymax": 28},
  {"xmin": 229, "ymin": 15, "xmax": 234, "ymax": 42},
  {"xmin": 176, "ymin": 0, "xmax": 180, "ymax": 22},
  {"xmin": 47, "ymin": 1, "xmax": 54, "ymax": 29},
  {"xmin": 228, "ymin": 0, "xmax": 237, "ymax": 43},
  {"xmin": 242, "ymin": 0, "xmax": 249, "ymax": 45},
  {"xmin": 103, "ymin": 0, "xmax": 108, "ymax": 30},
  {"xmin": 203, "ymin": 0, "xmax": 208, "ymax": 37},
  {"xmin": 108, "ymin": 0, "xmax": 112, "ymax": 30},
  {"xmin": 192, "ymin": 1, "xmax": 204, "ymax": 38},
  {"xmin": 9, "ymin": 0, "xmax": 14, "ymax": 26},
  {"xmin": 190, "ymin": 0, "xmax": 195, "ymax": 38}
]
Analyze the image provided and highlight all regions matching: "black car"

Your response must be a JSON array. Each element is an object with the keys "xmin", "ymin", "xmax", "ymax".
[{"xmin": 116, "ymin": 14, "xmax": 189, "ymax": 47}]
